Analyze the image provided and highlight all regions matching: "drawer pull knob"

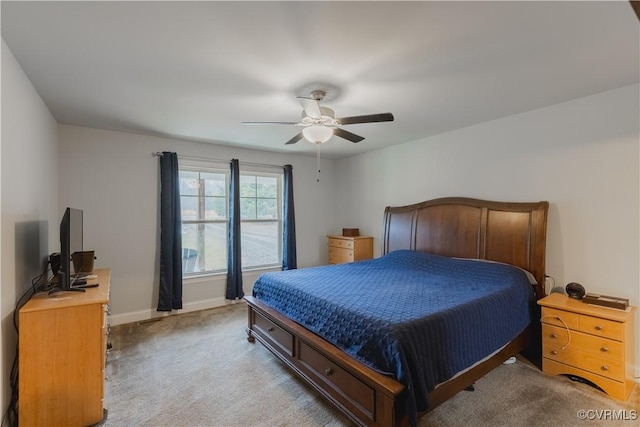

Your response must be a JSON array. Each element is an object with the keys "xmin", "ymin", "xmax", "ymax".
[
  {"xmin": 267, "ymin": 327, "xmax": 275, "ymax": 332},
  {"xmin": 325, "ymin": 368, "xmax": 334, "ymax": 376},
  {"xmin": 550, "ymin": 334, "xmax": 558, "ymax": 339},
  {"xmin": 594, "ymin": 325, "xmax": 603, "ymax": 331},
  {"xmin": 600, "ymin": 347, "xmax": 609, "ymax": 352},
  {"xmin": 601, "ymin": 365, "xmax": 609, "ymax": 371},
  {"xmin": 550, "ymin": 350, "xmax": 558, "ymax": 355}
]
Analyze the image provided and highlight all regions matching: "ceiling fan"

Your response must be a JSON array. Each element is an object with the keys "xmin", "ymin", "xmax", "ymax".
[{"xmin": 242, "ymin": 90, "xmax": 394, "ymax": 145}]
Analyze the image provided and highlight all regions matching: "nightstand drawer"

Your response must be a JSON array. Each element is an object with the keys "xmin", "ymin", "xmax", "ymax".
[
  {"xmin": 541, "ymin": 324, "xmax": 570, "ymax": 349},
  {"xmin": 542, "ymin": 324, "xmax": 623, "ymax": 361},
  {"xmin": 542, "ymin": 306, "xmax": 624, "ymax": 341},
  {"xmin": 543, "ymin": 342, "xmax": 624, "ymax": 381},
  {"xmin": 542, "ymin": 359, "xmax": 631, "ymax": 401},
  {"xmin": 578, "ymin": 315, "xmax": 624, "ymax": 341},
  {"xmin": 328, "ymin": 238, "xmax": 354, "ymax": 249},
  {"xmin": 329, "ymin": 247, "xmax": 353, "ymax": 264},
  {"xmin": 541, "ymin": 307, "xmax": 579, "ymax": 330}
]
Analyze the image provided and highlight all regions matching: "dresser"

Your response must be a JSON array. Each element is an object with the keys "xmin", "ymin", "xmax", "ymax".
[
  {"xmin": 327, "ymin": 235, "xmax": 373, "ymax": 264},
  {"xmin": 538, "ymin": 293, "xmax": 636, "ymax": 400},
  {"xmin": 19, "ymin": 268, "xmax": 111, "ymax": 426}
]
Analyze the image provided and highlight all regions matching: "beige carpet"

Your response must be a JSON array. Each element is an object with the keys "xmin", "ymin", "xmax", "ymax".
[{"xmin": 104, "ymin": 302, "xmax": 639, "ymax": 427}]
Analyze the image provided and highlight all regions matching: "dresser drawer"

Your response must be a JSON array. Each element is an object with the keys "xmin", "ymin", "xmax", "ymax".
[
  {"xmin": 542, "ymin": 324, "xmax": 623, "ymax": 362},
  {"xmin": 328, "ymin": 238, "xmax": 354, "ymax": 249},
  {"xmin": 252, "ymin": 311, "xmax": 294, "ymax": 357},
  {"xmin": 541, "ymin": 307, "xmax": 579, "ymax": 330},
  {"xmin": 298, "ymin": 341, "xmax": 375, "ymax": 419},
  {"xmin": 578, "ymin": 315, "xmax": 624, "ymax": 341},
  {"xmin": 543, "ymin": 342, "xmax": 624, "ymax": 381}
]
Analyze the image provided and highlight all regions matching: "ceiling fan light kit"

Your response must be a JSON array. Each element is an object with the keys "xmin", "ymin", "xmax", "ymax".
[
  {"xmin": 242, "ymin": 89, "xmax": 394, "ymax": 146},
  {"xmin": 302, "ymin": 125, "xmax": 333, "ymax": 144}
]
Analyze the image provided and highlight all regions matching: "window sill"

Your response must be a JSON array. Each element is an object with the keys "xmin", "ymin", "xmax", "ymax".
[
  {"xmin": 243, "ymin": 265, "xmax": 281, "ymax": 274},
  {"xmin": 183, "ymin": 265, "xmax": 281, "ymax": 284},
  {"xmin": 183, "ymin": 271, "xmax": 226, "ymax": 285}
]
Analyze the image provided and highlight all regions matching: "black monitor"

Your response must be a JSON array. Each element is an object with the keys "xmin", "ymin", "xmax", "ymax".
[{"xmin": 55, "ymin": 207, "xmax": 85, "ymax": 293}]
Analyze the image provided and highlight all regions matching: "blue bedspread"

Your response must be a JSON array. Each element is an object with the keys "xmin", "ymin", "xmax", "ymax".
[{"xmin": 252, "ymin": 250, "xmax": 534, "ymax": 422}]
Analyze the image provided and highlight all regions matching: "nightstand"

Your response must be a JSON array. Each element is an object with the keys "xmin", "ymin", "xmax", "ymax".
[
  {"xmin": 538, "ymin": 293, "xmax": 636, "ymax": 400},
  {"xmin": 327, "ymin": 235, "xmax": 373, "ymax": 264}
]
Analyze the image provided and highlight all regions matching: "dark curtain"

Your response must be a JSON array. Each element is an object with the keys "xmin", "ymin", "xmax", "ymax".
[
  {"xmin": 157, "ymin": 152, "xmax": 183, "ymax": 311},
  {"xmin": 226, "ymin": 159, "xmax": 244, "ymax": 299},
  {"xmin": 282, "ymin": 164, "xmax": 297, "ymax": 270}
]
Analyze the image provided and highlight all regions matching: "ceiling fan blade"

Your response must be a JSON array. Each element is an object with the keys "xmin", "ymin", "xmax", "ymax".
[
  {"xmin": 242, "ymin": 121, "xmax": 299, "ymax": 125},
  {"xmin": 334, "ymin": 128, "xmax": 364, "ymax": 143},
  {"xmin": 296, "ymin": 97, "xmax": 322, "ymax": 119},
  {"xmin": 337, "ymin": 112, "xmax": 394, "ymax": 125},
  {"xmin": 284, "ymin": 132, "xmax": 304, "ymax": 145}
]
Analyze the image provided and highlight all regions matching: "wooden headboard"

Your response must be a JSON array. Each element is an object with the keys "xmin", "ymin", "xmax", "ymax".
[{"xmin": 382, "ymin": 197, "xmax": 549, "ymax": 298}]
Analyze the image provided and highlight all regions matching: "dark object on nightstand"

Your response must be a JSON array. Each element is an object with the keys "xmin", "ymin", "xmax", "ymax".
[
  {"xmin": 582, "ymin": 293, "xmax": 629, "ymax": 310},
  {"xmin": 565, "ymin": 282, "xmax": 585, "ymax": 299},
  {"xmin": 342, "ymin": 228, "xmax": 360, "ymax": 237}
]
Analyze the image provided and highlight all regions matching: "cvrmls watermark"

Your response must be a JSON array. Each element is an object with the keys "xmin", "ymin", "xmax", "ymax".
[{"xmin": 577, "ymin": 409, "xmax": 638, "ymax": 421}]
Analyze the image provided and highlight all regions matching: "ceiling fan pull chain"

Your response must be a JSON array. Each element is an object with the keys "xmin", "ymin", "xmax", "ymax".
[{"xmin": 316, "ymin": 143, "xmax": 321, "ymax": 183}]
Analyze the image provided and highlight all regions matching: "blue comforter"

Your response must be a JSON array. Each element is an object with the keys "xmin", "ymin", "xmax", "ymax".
[{"xmin": 252, "ymin": 250, "xmax": 534, "ymax": 422}]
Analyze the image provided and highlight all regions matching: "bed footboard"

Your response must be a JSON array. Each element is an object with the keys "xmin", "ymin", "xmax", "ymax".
[
  {"xmin": 245, "ymin": 296, "xmax": 405, "ymax": 427},
  {"xmin": 245, "ymin": 296, "xmax": 533, "ymax": 427}
]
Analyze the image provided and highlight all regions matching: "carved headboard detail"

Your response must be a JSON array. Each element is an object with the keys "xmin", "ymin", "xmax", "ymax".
[{"xmin": 382, "ymin": 197, "xmax": 549, "ymax": 298}]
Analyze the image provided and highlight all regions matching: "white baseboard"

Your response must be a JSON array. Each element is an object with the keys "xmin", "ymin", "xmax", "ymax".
[{"xmin": 108, "ymin": 297, "xmax": 245, "ymax": 326}]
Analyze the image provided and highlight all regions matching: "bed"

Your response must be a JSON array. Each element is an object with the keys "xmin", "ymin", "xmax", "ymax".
[{"xmin": 245, "ymin": 197, "xmax": 549, "ymax": 427}]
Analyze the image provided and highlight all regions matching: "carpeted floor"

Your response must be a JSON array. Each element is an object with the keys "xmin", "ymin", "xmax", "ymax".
[{"xmin": 104, "ymin": 302, "xmax": 639, "ymax": 426}]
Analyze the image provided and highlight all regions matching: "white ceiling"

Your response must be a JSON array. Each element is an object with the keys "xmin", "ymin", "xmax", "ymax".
[{"xmin": 2, "ymin": 1, "xmax": 638, "ymax": 159}]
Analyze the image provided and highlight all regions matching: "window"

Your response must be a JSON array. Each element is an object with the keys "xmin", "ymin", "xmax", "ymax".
[
  {"xmin": 240, "ymin": 174, "xmax": 282, "ymax": 269},
  {"xmin": 179, "ymin": 166, "xmax": 282, "ymax": 276},
  {"xmin": 180, "ymin": 169, "xmax": 228, "ymax": 274}
]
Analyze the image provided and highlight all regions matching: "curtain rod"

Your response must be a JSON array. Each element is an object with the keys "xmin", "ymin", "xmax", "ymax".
[{"xmin": 151, "ymin": 152, "xmax": 286, "ymax": 170}]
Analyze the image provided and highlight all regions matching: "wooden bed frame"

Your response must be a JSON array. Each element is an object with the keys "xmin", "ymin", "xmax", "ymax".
[{"xmin": 245, "ymin": 197, "xmax": 549, "ymax": 427}]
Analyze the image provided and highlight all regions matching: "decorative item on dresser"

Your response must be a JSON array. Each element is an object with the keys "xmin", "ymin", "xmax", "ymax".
[
  {"xmin": 19, "ymin": 268, "xmax": 111, "ymax": 426},
  {"xmin": 538, "ymin": 293, "xmax": 636, "ymax": 401},
  {"xmin": 327, "ymin": 235, "xmax": 373, "ymax": 264}
]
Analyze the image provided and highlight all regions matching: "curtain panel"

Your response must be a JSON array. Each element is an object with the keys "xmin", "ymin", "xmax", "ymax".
[
  {"xmin": 157, "ymin": 151, "xmax": 183, "ymax": 311},
  {"xmin": 282, "ymin": 164, "xmax": 297, "ymax": 270},
  {"xmin": 226, "ymin": 159, "xmax": 244, "ymax": 299}
]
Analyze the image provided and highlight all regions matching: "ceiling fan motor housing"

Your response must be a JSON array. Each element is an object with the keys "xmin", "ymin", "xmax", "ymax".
[
  {"xmin": 301, "ymin": 107, "xmax": 338, "ymax": 127},
  {"xmin": 311, "ymin": 90, "xmax": 326, "ymax": 101}
]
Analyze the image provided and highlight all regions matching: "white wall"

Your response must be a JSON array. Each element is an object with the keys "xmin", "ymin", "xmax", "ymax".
[
  {"xmin": 1, "ymin": 39, "xmax": 59, "ymax": 419},
  {"xmin": 57, "ymin": 125, "xmax": 337, "ymax": 324},
  {"xmin": 335, "ymin": 84, "xmax": 640, "ymax": 376}
]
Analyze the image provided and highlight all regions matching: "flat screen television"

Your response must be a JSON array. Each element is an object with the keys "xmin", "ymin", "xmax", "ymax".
[{"xmin": 55, "ymin": 207, "xmax": 86, "ymax": 293}]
